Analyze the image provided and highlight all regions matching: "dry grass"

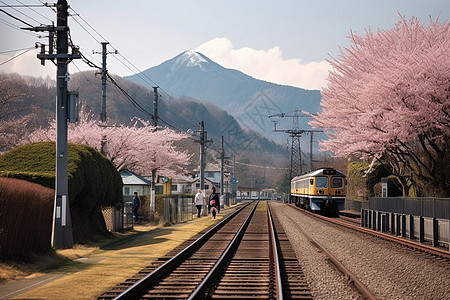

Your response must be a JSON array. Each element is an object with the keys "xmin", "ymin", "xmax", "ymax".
[{"xmin": 5, "ymin": 213, "xmax": 223, "ymax": 299}]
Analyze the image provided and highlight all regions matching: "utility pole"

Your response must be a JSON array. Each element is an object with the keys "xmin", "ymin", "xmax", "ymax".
[
  {"xmin": 152, "ymin": 86, "xmax": 158, "ymax": 127},
  {"xmin": 26, "ymin": 0, "xmax": 81, "ymax": 248},
  {"xmin": 219, "ymin": 136, "xmax": 230, "ymax": 207},
  {"xmin": 93, "ymin": 42, "xmax": 116, "ymax": 155},
  {"xmin": 200, "ymin": 121, "xmax": 206, "ymax": 215},
  {"xmin": 150, "ymin": 86, "xmax": 158, "ymax": 219},
  {"xmin": 193, "ymin": 121, "xmax": 212, "ymax": 215},
  {"xmin": 99, "ymin": 42, "xmax": 108, "ymax": 123}
]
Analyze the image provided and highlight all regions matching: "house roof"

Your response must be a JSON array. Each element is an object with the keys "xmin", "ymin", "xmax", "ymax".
[
  {"xmin": 194, "ymin": 162, "xmax": 221, "ymax": 172},
  {"xmin": 120, "ymin": 170, "xmax": 150, "ymax": 185},
  {"xmin": 170, "ymin": 174, "xmax": 196, "ymax": 184}
]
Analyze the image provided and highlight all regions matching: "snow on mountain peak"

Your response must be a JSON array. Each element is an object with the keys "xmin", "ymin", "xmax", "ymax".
[{"xmin": 175, "ymin": 50, "xmax": 208, "ymax": 70}]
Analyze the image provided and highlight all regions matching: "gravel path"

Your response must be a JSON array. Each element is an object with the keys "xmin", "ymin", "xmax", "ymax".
[{"xmin": 271, "ymin": 201, "xmax": 450, "ymax": 300}]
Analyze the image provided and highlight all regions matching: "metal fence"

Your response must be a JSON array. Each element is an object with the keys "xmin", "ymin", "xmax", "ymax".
[
  {"xmin": 102, "ymin": 202, "xmax": 133, "ymax": 232},
  {"xmin": 163, "ymin": 196, "xmax": 195, "ymax": 224},
  {"xmin": 345, "ymin": 199, "xmax": 369, "ymax": 212},
  {"xmin": 370, "ymin": 197, "xmax": 450, "ymax": 220}
]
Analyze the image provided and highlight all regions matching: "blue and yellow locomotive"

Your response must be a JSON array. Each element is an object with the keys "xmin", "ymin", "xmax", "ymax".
[{"xmin": 291, "ymin": 168, "xmax": 346, "ymax": 214}]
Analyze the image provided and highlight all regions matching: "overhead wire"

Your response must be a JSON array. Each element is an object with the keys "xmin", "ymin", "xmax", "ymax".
[
  {"xmin": 15, "ymin": 0, "xmax": 52, "ymax": 23},
  {"xmin": 0, "ymin": 46, "xmax": 35, "ymax": 66},
  {"xmin": 231, "ymin": 159, "xmax": 289, "ymax": 170},
  {"xmin": 0, "ymin": 45, "xmax": 36, "ymax": 54},
  {"xmin": 66, "ymin": 11, "xmax": 194, "ymax": 133},
  {"xmin": 0, "ymin": 0, "xmax": 42, "ymax": 25},
  {"xmin": 67, "ymin": 4, "xmax": 205, "ymax": 133},
  {"xmin": 0, "ymin": 7, "xmax": 34, "ymax": 27},
  {"xmin": 19, "ymin": 2, "xmax": 242, "ymax": 155}
]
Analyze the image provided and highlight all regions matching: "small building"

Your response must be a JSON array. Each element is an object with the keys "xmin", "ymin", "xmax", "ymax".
[
  {"xmin": 194, "ymin": 162, "xmax": 231, "ymax": 194},
  {"xmin": 237, "ymin": 187, "xmax": 263, "ymax": 200},
  {"xmin": 169, "ymin": 174, "xmax": 195, "ymax": 195},
  {"xmin": 120, "ymin": 170, "xmax": 151, "ymax": 197},
  {"xmin": 191, "ymin": 177, "xmax": 218, "ymax": 195},
  {"xmin": 169, "ymin": 174, "xmax": 217, "ymax": 196}
]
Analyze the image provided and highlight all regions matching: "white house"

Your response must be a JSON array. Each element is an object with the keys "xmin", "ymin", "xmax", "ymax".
[
  {"xmin": 169, "ymin": 174, "xmax": 217, "ymax": 195},
  {"xmin": 120, "ymin": 170, "xmax": 151, "ymax": 197},
  {"xmin": 194, "ymin": 163, "xmax": 231, "ymax": 194}
]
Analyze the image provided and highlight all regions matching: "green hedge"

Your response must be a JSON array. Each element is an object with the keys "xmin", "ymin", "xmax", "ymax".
[{"xmin": 0, "ymin": 142, "xmax": 123, "ymax": 245}]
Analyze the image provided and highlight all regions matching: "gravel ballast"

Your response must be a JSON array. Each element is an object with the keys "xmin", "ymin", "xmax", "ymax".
[{"xmin": 271, "ymin": 201, "xmax": 450, "ymax": 300}]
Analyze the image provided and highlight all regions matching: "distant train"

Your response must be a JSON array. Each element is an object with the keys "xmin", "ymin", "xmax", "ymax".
[{"xmin": 290, "ymin": 168, "xmax": 346, "ymax": 214}]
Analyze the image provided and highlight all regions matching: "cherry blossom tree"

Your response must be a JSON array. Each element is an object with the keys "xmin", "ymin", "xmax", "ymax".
[
  {"xmin": 311, "ymin": 16, "xmax": 450, "ymax": 197},
  {"xmin": 24, "ymin": 108, "xmax": 192, "ymax": 177}
]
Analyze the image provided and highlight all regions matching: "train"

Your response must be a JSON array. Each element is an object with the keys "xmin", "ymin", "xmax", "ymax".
[{"xmin": 290, "ymin": 168, "xmax": 346, "ymax": 215}]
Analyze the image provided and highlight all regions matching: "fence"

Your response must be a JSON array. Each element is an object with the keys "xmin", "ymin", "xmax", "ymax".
[
  {"xmin": 361, "ymin": 197, "xmax": 450, "ymax": 250},
  {"xmin": 102, "ymin": 202, "xmax": 134, "ymax": 232},
  {"xmin": 345, "ymin": 199, "xmax": 369, "ymax": 212},
  {"xmin": 370, "ymin": 197, "xmax": 450, "ymax": 219},
  {"xmin": 163, "ymin": 195, "xmax": 196, "ymax": 224}
]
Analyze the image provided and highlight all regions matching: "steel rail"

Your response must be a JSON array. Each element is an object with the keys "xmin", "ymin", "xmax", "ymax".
[
  {"xmin": 283, "ymin": 211, "xmax": 378, "ymax": 300},
  {"xmin": 187, "ymin": 201, "xmax": 259, "ymax": 299},
  {"xmin": 112, "ymin": 202, "xmax": 252, "ymax": 300},
  {"xmin": 267, "ymin": 202, "xmax": 284, "ymax": 300},
  {"xmin": 291, "ymin": 204, "xmax": 450, "ymax": 259}
]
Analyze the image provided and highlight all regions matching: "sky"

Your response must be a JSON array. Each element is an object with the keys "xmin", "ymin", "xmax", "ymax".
[{"xmin": 0, "ymin": 0, "xmax": 449, "ymax": 91}]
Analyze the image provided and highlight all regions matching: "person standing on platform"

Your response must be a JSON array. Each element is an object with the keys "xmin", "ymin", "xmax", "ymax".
[
  {"xmin": 194, "ymin": 189, "xmax": 204, "ymax": 218},
  {"xmin": 132, "ymin": 192, "xmax": 140, "ymax": 222}
]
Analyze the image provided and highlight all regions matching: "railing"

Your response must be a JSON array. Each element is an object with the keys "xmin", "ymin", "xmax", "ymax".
[
  {"xmin": 370, "ymin": 197, "xmax": 450, "ymax": 219},
  {"xmin": 361, "ymin": 197, "xmax": 450, "ymax": 250},
  {"xmin": 345, "ymin": 199, "xmax": 369, "ymax": 212},
  {"xmin": 163, "ymin": 195, "xmax": 195, "ymax": 224}
]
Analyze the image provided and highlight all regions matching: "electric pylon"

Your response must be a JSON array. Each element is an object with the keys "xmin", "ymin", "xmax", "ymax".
[{"xmin": 269, "ymin": 109, "xmax": 321, "ymax": 179}]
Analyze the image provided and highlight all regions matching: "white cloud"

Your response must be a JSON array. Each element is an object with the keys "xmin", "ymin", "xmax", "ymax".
[
  {"xmin": 0, "ymin": 49, "xmax": 56, "ymax": 78},
  {"xmin": 196, "ymin": 37, "xmax": 331, "ymax": 91}
]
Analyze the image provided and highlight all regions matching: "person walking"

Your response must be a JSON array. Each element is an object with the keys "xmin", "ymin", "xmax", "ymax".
[
  {"xmin": 194, "ymin": 189, "xmax": 204, "ymax": 218},
  {"xmin": 209, "ymin": 187, "xmax": 219, "ymax": 219},
  {"xmin": 132, "ymin": 192, "xmax": 140, "ymax": 222}
]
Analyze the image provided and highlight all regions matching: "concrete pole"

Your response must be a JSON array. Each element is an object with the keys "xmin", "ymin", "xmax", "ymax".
[
  {"xmin": 200, "ymin": 121, "xmax": 207, "ymax": 215},
  {"xmin": 52, "ymin": 0, "xmax": 73, "ymax": 249},
  {"xmin": 100, "ymin": 42, "xmax": 108, "ymax": 123}
]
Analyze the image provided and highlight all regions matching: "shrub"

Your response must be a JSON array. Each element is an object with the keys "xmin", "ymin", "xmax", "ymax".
[
  {"xmin": 0, "ymin": 177, "xmax": 54, "ymax": 260},
  {"xmin": 0, "ymin": 142, "xmax": 123, "ymax": 246},
  {"xmin": 347, "ymin": 162, "xmax": 391, "ymax": 201}
]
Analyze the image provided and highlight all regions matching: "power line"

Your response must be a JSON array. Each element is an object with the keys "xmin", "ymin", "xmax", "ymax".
[
  {"xmin": 68, "ymin": 4, "xmax": 206, "ymax": 134},
  {"xmin": 69, "ymin": 7, "xmax": 107, "ymax": 44},
  {"xmin": 15, "ymin": 0, "xmax": 52, "ymax": 22},
  {"xmin": 0, "ymin": 7, "xmax": 34, "ymax": 27},
  {"xmin": 0, "ymin": 46, "xmax": 35, "ymax": 66},
  {"xmin": 0, "ymin": 45, "xmax": 36, "ymax": 54},
  {"xmin": 231, "ymin": 159, "xmax": 288, "ymax": 170},
  {"xmin": 0, "ymin": 0, "xmax": 43, "ymax": 25}
]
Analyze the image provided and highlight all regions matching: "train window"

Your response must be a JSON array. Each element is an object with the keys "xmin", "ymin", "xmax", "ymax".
[
  {"xmin": 309, "ymin": 178, "xmax": 314, "ymax": 185},
  {"xmin": 331, "ymin": 177, "xmax": 343, "ymax": 188},
  {"xmin": 315, "ymin": 177, "xmax": 328, "ymax": 188}
]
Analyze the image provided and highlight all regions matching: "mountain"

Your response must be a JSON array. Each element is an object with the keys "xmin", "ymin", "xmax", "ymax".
[{"xmin": 124, "ymin": 50, "xmax": 324, "ymax": 144}]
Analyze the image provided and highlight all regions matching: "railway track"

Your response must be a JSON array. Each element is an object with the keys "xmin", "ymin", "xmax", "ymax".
[
  {"xmin": 281, "ymin": 209, "xmax": 377, "ymax": 300},
  {"xmin": 98, "ymin": 201, "xmax": 312, "ymax": 299},
  {"xmin": 275, "ymin": 202, "xmax": 450, "ymax": 299},
  {"xmin": 292, "ymin": 205, "xmax": 450, "ymax": 259}
]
